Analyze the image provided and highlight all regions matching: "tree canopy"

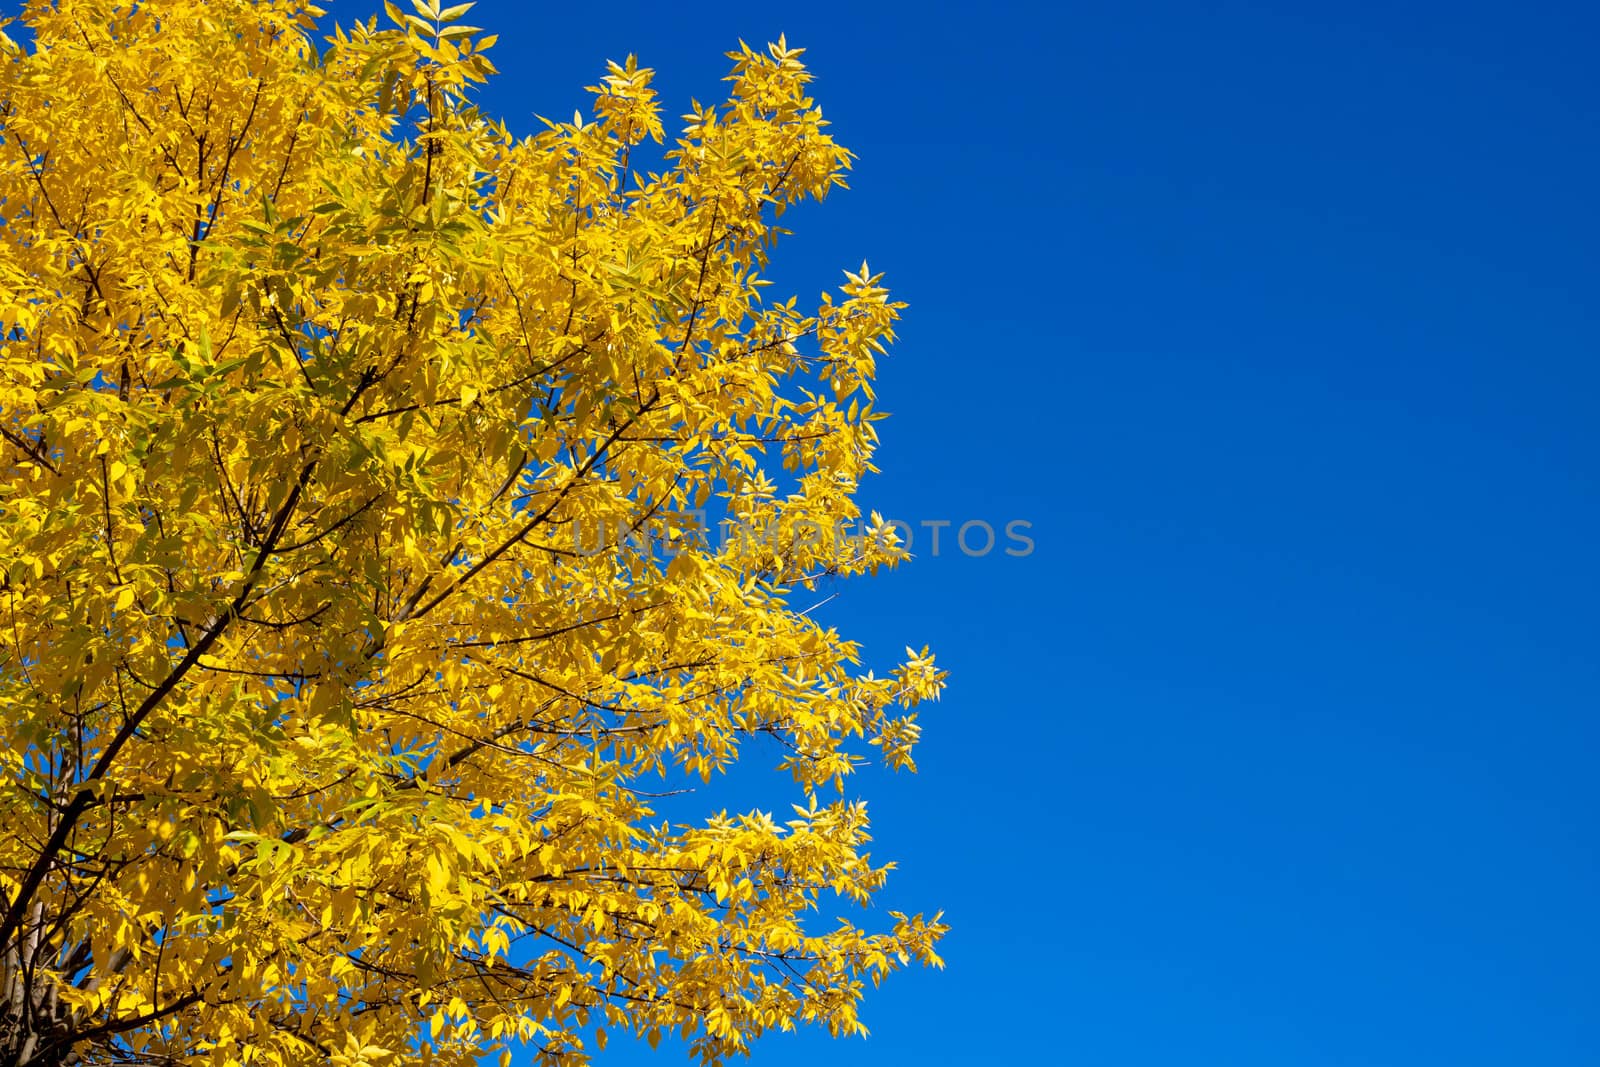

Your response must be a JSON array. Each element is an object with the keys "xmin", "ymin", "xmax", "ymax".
[{"xmin": 0, "ymin": 1, "xmax": 946, "ymax": 1064}]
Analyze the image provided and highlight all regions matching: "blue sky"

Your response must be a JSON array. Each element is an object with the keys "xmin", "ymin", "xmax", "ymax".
[{"xmin": 455, "ymin": 1, "xmax": 1600, "ymax": 1064}]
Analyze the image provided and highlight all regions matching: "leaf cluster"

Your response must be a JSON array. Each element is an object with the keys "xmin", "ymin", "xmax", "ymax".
[{"xmin": 0, "ymin": 3, "xmax": 945, "ymax": 1065}]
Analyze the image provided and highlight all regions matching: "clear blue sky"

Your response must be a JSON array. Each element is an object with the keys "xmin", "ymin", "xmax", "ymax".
[{"xmin": 468, "ymin": 1, "xmax": 1598, "ymax": 1063}]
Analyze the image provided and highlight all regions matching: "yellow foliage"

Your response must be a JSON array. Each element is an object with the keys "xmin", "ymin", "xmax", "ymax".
[{"xmin": 0, "ymin": 1, "xmax": 947, "ymax": 1065}]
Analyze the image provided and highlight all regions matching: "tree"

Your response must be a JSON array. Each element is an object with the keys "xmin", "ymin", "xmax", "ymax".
[{"xmin": 0, "ymin": 1, "xmax": 948, "ymax": 1064}]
